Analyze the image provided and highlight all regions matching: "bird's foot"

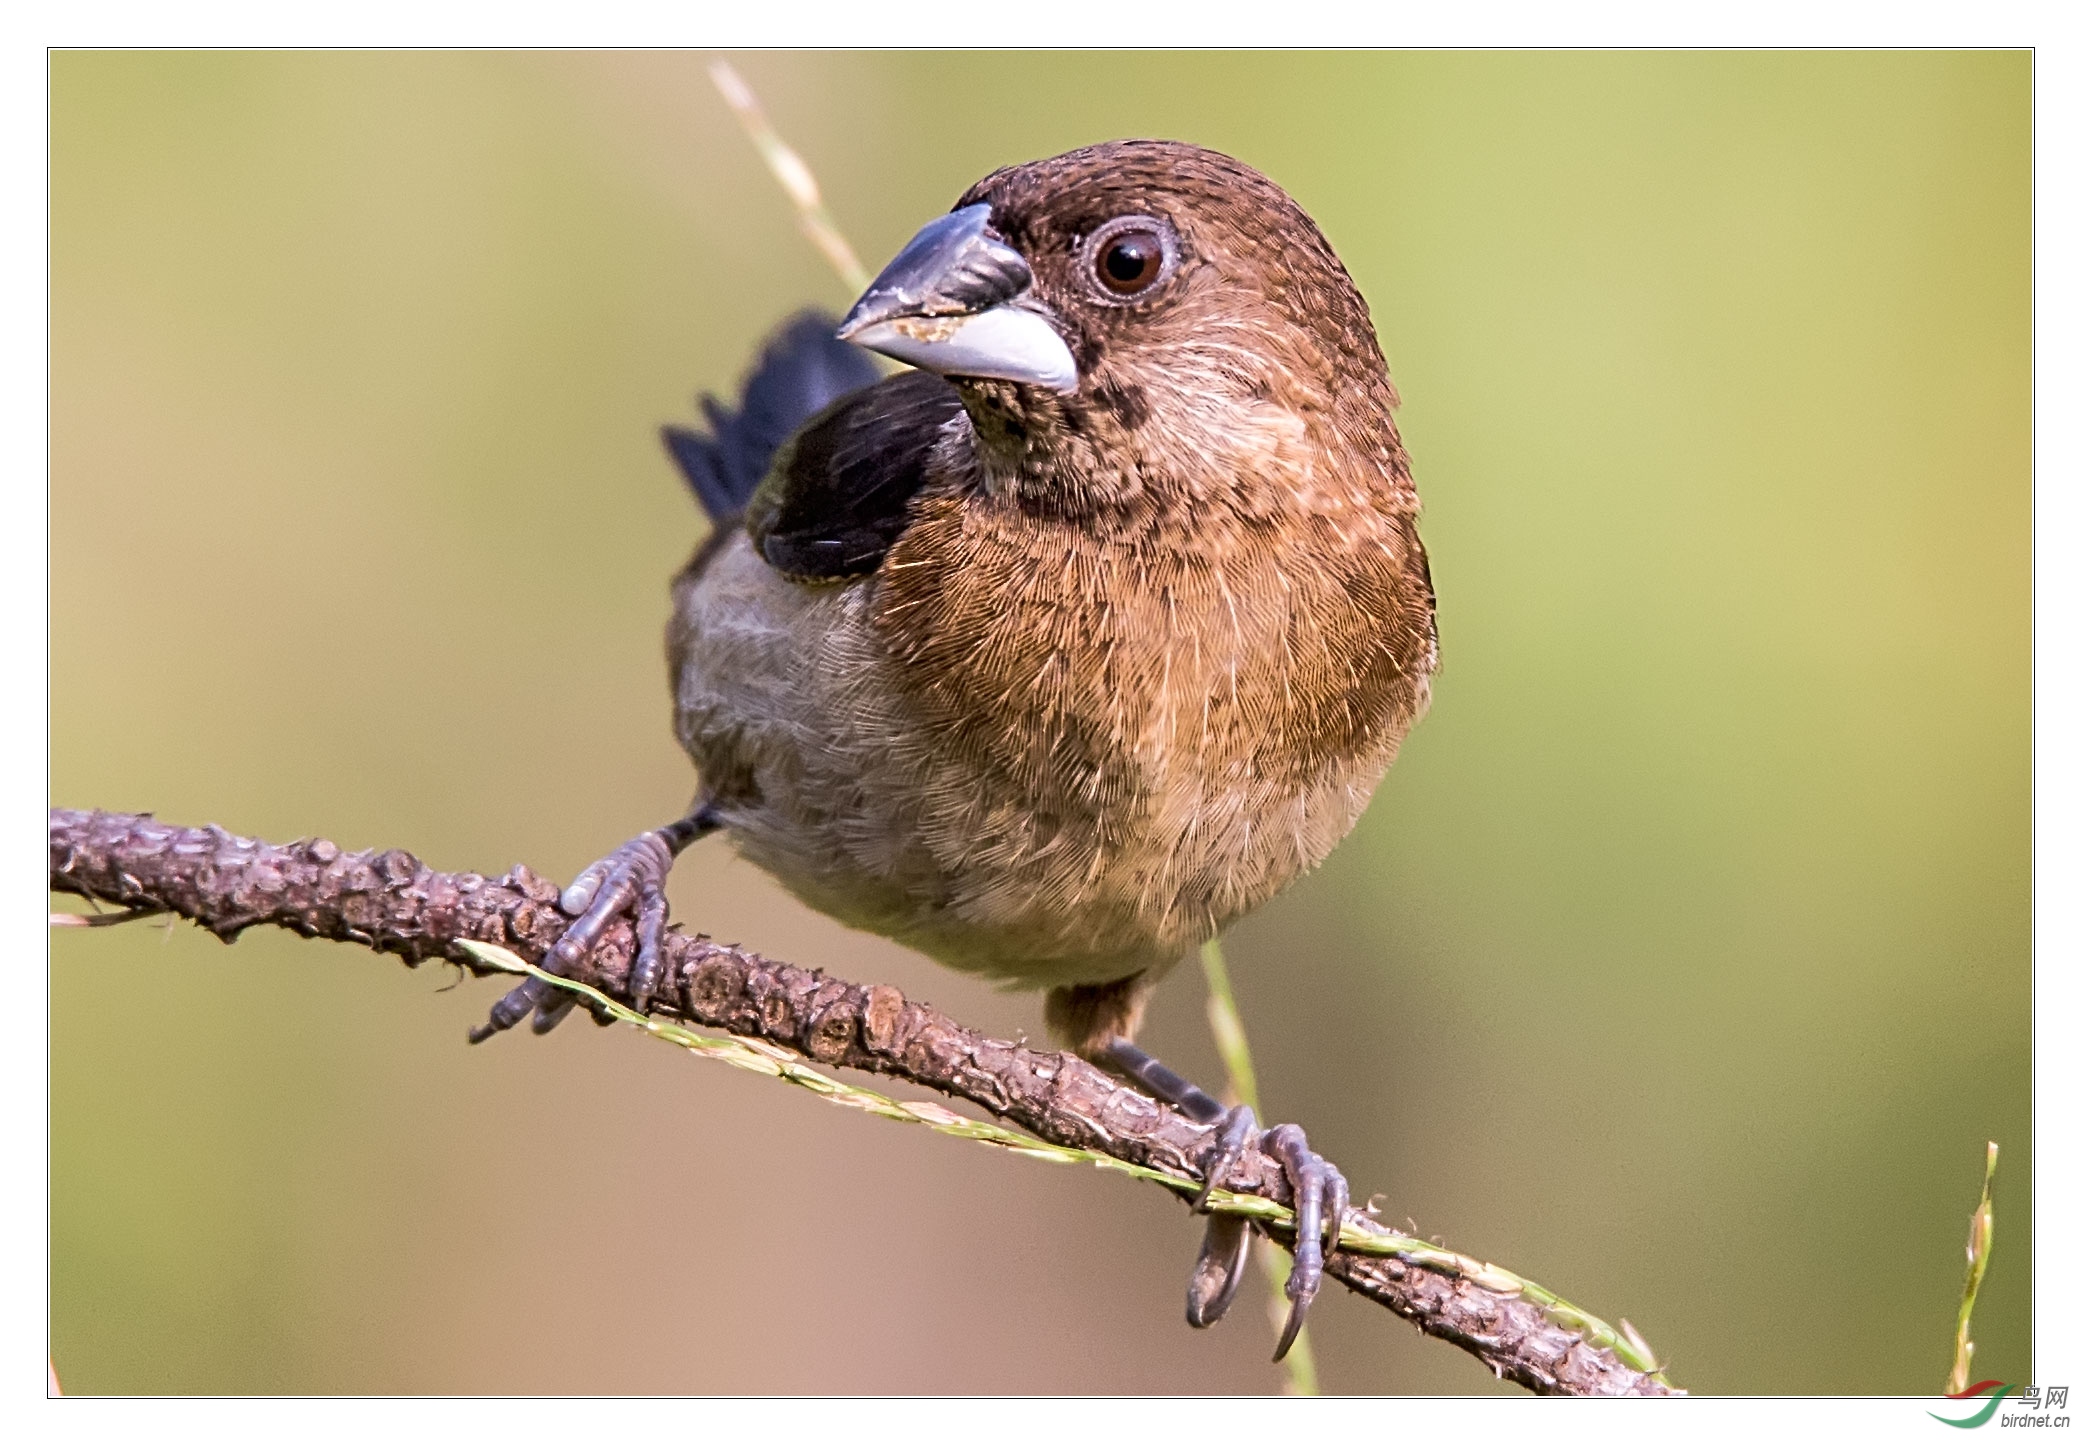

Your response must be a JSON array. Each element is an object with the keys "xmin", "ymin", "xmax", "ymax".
[
  {"xmin": 469, "ymin": 811, "xmax": 716, "ymax": 1043},
  {"xmin": 1187, "ymin": 1105, "xmax": 1350, "ymax": 1360},
  {"xmin": 1091, "ymin": 1036, "xmax": 1349, "ymax": 1359}
]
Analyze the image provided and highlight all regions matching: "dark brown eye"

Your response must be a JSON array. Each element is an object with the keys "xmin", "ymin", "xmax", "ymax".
[{"xmin": 1096, "ymin": 229, "xmax": 1164, "ymax": 295}]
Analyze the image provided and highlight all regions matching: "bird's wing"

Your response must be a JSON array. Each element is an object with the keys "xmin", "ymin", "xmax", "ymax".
[
  {"xmin": 743, "ymin": 367, "xmax": 965, "ymax": 582},
  {"xmin": 662, "ymin": 310, "xmax": 886, "ymax": 527}
]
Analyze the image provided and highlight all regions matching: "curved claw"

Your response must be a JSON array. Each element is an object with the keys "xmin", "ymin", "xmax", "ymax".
[
  {"xmin": 530, "ymin": 992, "xmax": 581, "ymax": 1034},
  {"xmin": 1273, "ymin": 1281, "xmax": 1310, "ymax": 1363},
  {"xmin": 1179, "ymin": 1108, "xmax": 1350, "ymax": 1364},
  {"xmin": 468, "ymin": 973, "xmax": 555, "ymax": 1044},
  {"xmin": 1264, "ymin": 1121, "xmax": 1349, "ymax": 1362},
  {"xmin": 1186, "ymin": 1213, "xmax": 1251, "ymax": 1328},
  {"xmin": 1081, "ymin": 1037, "xmax": 1353, "ymax": 1357}
]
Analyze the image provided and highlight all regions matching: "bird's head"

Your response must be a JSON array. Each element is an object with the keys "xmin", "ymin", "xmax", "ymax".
[{"xmin": 838, "ymin": 140, "xmax": 1409, "ymax": 518}]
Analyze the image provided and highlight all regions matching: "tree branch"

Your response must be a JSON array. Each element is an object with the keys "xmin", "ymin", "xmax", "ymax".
[{"xmin": 49, "ymin": 806, "xmax": 1678, "ymax": 1396}]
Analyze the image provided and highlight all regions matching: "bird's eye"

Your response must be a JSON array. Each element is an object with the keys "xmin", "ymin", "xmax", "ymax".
[
  {"xmin": 1084, "ymin": 216, "xmax": 1176, "ymax": 301},
  {"xmin": 1097, "ymin": 230, "xmax": 1164, "ymax": 294}
]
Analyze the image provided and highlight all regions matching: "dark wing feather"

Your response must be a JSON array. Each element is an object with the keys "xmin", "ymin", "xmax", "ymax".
[
  {"xmin": 745, "ymin": 369, "xmax": 965, "ymax": 581},
  {"xmin": 662, "ymin": 310, "xmax": 885, "ymax": 526}
]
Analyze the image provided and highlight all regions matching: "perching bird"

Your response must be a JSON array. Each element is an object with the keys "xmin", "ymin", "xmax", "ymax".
[{"xmin": 476, "ymin": 140, "xmax": 1438, "ymax": 1357}]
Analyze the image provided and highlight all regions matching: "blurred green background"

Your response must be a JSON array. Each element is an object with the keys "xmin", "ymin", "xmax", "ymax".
[{"xmin": 49, "ymin": 52, "xmax": 2029, "ymax": 1394}]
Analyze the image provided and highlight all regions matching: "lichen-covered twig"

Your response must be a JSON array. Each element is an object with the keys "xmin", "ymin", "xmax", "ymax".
[{"xmin": 50, "ymin": 806, "xmax": 1679, "ymax": 1396}]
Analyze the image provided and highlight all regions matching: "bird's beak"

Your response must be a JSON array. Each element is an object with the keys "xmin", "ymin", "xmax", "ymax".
[{"xmin": 837, "ymin": 204, "xmax": 1079, "ymax": 394}]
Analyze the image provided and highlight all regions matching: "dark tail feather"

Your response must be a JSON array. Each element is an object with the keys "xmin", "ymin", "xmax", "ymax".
[{"xmin": 662, "ymin": 309, "xmax": 883, "ymax": 525}]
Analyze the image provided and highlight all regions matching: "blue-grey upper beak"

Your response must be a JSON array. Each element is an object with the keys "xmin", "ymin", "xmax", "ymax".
[{"xmin": 837, "ymin": 204, "xmax": 1079, "ymax": 394}]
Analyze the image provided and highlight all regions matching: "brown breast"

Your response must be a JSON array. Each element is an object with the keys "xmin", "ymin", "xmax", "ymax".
[{"xmin": 867, "ymin": 453, "xmax": 1438, "ymax": 900}]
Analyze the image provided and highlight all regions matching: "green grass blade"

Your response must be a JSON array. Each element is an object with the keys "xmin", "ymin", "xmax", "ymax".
[
  {"xmin": 1946, "ymin": 1141, "xmax": 2000, "ymax": 1396},
  {"xmin": 1199, "ymin": 937, "xmax": 1315, "ymax": 1392}
]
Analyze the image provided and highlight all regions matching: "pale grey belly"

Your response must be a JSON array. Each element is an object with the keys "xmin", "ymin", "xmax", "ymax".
[{"xmin": 668, "ymin": 534, "xmax": 1383, "ymax": 992}]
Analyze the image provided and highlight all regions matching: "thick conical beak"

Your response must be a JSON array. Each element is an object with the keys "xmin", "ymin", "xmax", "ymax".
[{"xmin": 837, "ymin": 204, "xmax": 1079, "ymax": 394}]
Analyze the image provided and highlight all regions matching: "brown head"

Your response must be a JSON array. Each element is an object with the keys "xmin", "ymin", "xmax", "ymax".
[{"xmin": 840, "ymin": 139, "xmax": 1416, "ymax": 524}]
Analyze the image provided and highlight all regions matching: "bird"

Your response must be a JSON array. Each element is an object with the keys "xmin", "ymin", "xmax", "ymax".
[{"xmin": 475, "ymin": 139, "xmax": 1439, "ymax": 1359}]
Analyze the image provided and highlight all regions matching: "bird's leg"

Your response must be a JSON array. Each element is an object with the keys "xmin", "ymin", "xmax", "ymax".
[
  {"xmin": 1094, "ymin": 1036, "xmax": 1350, "ymax": 1362},
  {"xmin": 469, "ymin": 804, "xmax": 720, "ymax": 1043}
]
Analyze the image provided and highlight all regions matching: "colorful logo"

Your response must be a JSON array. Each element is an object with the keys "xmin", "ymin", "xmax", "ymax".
[{"xmin": 1931, "ymin": 1381, "xmax": 2013, "ymax": 1429}]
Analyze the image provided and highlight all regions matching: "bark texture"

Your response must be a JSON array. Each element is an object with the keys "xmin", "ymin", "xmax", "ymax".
[{"xmin": 50, "ymin": 806, "xmax": 1676, "ymax": 1397}]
